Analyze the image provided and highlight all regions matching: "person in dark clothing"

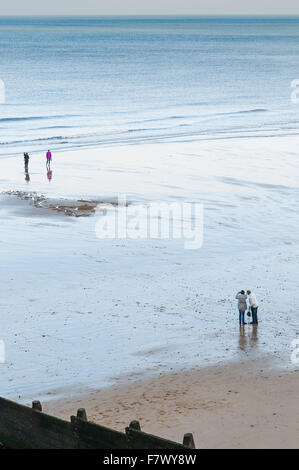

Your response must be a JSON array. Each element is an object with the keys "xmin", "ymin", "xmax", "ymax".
[{"xmin": 24, "ymin": 152, "xmax": 29, "ymax": 170}]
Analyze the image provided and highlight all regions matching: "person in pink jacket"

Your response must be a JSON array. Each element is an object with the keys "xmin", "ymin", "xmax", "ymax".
[{"xmin": 46, "ymin": 150, "xmax": 52, "ymax": 169}]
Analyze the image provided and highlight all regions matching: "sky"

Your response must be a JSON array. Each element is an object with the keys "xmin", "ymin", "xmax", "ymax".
[{"xmin": 1, "ymin": 0, "xmax": 299, "ymax": 16}]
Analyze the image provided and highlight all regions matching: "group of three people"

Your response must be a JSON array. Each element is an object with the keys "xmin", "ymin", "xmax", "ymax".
[{"xmin": 236, "ymin": 290, "xmax": 259, "ymax": 325}]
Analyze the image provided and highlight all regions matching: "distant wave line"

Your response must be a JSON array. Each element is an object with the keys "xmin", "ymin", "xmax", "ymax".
[{"xmin": 0, "ymin": 114, "xmax": 80, "ymax": 123}]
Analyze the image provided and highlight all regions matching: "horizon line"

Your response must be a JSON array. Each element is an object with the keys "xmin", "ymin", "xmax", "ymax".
[{"xmin": 1, "ymin": 14, "xmax": 299, "ymax": 18}]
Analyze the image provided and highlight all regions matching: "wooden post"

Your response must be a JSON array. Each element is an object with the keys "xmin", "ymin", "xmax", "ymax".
[
  {"xmin": 32, "ymin": 401, "xmax": 42, "ymax": 412},
  {"xmin": 77, "ymin": 408, "xmax": 87, "ymax": 421},
  {"xmin": 129, "ymin": 420, "xmax": 141, "ymax": 431},
  {"xmin": 183, "ymin": 433, "xmax": 195, "ymax": 449}
]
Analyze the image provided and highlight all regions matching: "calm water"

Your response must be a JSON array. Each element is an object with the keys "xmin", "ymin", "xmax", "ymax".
[{"xmin": 0, "ymin": 16, "xmax": 299, "ymax": 156}]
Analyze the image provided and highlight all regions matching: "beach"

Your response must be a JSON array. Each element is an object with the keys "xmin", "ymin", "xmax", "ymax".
[
  {"xmin": 1, "ymin": 133, "xmax": 299, "ymax": 450},
  {"xmin": 1, "ymin": 136, "xmax": 299, "ymax": 402},
  {"xmin": 43, "ymin": 356, "xmax": 299, "ymax": 449}
]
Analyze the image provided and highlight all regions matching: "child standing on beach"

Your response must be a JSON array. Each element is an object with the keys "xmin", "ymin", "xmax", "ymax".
[{"xmin": 46, "ymin": 150, "xmax": 52, "ymax": 169}]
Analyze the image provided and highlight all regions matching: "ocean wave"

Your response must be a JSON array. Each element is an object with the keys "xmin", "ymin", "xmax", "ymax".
[
  {"xmin": 237, "ymin": 108, "xmax": 268, "ymax": 114},
  {"xmin": 129, "ymin": 115, "xmax": 196, "ymax": 125},
  {"xmin": 127, "ymin": 109, "xmax": 268, "ymax": 128},
  {"xmin": 0, "ymin": 135, "xmax": 73, "ymax": 145},
  {"xmin": 36, "ymin": 125, "xmax": 77, "ymax": 130},
  {"xmin": 214, "ymin": 108, "xmax": 268, "ymax": 117},
  {"xmin": 0, "ymin": 112, "xmax": 297, "ymax": 156},
  {"xmin": 229, "ymin": 108, "xmax": 268, "ymax": 116},
  {"xmin": 127, "ymin": 127, "xmax": 169, "ymax": 133},
  {"xmin": 0, "ymin": 114, "xmax": 79, "ymax": 123}
]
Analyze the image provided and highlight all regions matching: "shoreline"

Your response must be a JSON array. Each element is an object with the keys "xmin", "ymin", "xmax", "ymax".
[{"xmin": 42, "ymin": 356, "xmax": 299, "ymax": 449}]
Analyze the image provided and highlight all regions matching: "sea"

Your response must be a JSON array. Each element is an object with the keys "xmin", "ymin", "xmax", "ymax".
[{"xmin": 0, "ymin": 16, "xmax": 299, "ymax": 157}]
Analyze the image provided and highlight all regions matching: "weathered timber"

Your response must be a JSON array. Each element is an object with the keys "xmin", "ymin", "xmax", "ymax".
[
  {"xmin": 70, "ymin": 416, "xmax": 130, "ymax": 449},
  {"xmin": 32, "ymin": 401, "xmax": 42, "ymax": 412},
  {"xmin": 125, "ymin": 426, "xmax": 189, "ymax": 450},
  {"xmin": 183, "ymin": 433, "xmax": 195, "ymax": 449},
  {"xmin": 76, "ymin": 408, "xmax": 87, "ymax": 421},
  {"xmin": 0, "ymin": 396, "xmax": 195, "ymax": 449}
]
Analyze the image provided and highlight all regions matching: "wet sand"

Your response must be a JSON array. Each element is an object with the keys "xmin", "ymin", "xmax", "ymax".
[
  {"xmin": 44, "ymin": 355, "xmax": 299, "ymax": 449},
  {"xmin": 1, "ymin": 136, "xmax": 299, "ymax": 439}
]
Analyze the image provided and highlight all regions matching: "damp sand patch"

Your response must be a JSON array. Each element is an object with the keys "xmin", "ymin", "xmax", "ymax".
[{"xmin": 2, "ymin": 191, "xmax": 128, "ymax": 217}]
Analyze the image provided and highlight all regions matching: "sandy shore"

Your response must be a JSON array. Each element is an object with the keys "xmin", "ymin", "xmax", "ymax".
[{"xmin": 43, "ymin": 355, "xmax": 299, "ymax": 449}]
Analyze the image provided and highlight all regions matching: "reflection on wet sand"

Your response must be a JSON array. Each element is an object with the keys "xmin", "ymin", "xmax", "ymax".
[
  {"xmin": 25, "ymin": 169, "xmax": 30, "ymax": 183},
  {"xmin": 47, "ymin": 170, "xmax": 53, "ymax": 182},
  {"xmin": 239, "ymin": 325, "xmax": 258, "ymax": 352}
]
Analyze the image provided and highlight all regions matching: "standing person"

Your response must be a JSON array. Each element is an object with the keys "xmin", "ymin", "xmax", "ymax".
[
  {"xmin": 46, "ymin": 150, "xmax": 52, "ymax": 169},
  {"xmin": 24, "ymin": 152, "xmax": 29, "ymax": 170},
  {"xmin": 235, "ymin": 290, "xmax": 248, "ymax": 325},
  {"xmin": 247, "ymin": 290, "xmax": 259, "ymax": 324}
]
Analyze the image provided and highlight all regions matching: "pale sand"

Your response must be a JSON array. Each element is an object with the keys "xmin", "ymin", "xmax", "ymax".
[{"xmin": 43, "ymin": 357, "xmax": 299, "ymax": 449}]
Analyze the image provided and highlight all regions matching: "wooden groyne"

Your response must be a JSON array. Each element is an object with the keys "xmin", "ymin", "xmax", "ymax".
[{"xmin": 0, "ymin": 397, "xmax": 195, "ymax": 449}]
